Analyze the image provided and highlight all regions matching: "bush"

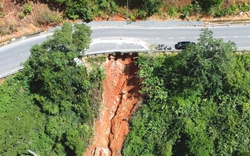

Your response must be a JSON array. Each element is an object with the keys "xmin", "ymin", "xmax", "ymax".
[
  {"xmin": 181, "ymin": 10, "xmax": 190, "ymax": 19},
  {"xmin": 0, "ymin": 11, "xmax": 5, "ymax": 18},
  {"xmin": 130, "ymin": 14, "xmax": 136, "ymax": 21},
  {"xmin": 226, "ymin": 4, "xmax": 238, "ymax": 15},
  {"xmin": 238, "ymin": 2, "xmax": 250, "ymax": 12},
  {"xmin": 19, "ymin": 12, "xmax": 25, "ymax": 19},
  {"xmin": 23, "ymin": 3, "xmax": 32, "ymax": 15},
  {"xmin": 208, "ymin": 6, "xmax": 218, "ymax": 17},
  {"xmin": 86, "ymin": 9, "xmax": 94, "ymax": 21},
  {"xmin": 99, "ymin": 0, "xmax": 109, "ymax": 9},
  {"xmin": 123, "ymin": 29, "xmax": 250, "ymax": 156},
  {"xmin": 196, "ymin": 0, "xmax": 224, "ymax": 12},
  {"xmin": 141, "ymin": 0, "xmax": 163, "ymax": 17},
  {"xmin": 37, "ymin": 11, "xmax": 62, "ymax": 26},
  {"xmin": 168, "ymin": 7, "xmax": 177, "ymax": 17},
  {"xmin": 110, "ymin": 1, "xmax": 118, "ymax": 14},
  {"xmin": 136, "ymin": 10, "xmax": 147, "ymax": 19}
]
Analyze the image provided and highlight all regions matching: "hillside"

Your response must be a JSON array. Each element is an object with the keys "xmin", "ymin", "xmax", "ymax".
[
  {"xmin": 1, "ymin": 1, "xmax": 250, "ymax": 156},
  {"xmin": 1, "ymin": 21, "xmax": 250, "ymax": 155},
  {"xmin": 1, "ymin": 0, "xmax": 250, "ymax": 44},
  {"xmin": 85, "ymin": 53, "xmax": 142, "ymax": 156}
]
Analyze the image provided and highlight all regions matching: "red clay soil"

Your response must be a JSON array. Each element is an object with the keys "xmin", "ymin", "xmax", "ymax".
[
  {"xmin": 0, "ymin": 78, "xmax": 4, "ymax": 85},
  {"xmin": 94, "ymin": 14, "xmax": 126, "ymax": 21},
  {"xmin": 84, "ymin": 53, "xmax": 142, "ymax": 156}
]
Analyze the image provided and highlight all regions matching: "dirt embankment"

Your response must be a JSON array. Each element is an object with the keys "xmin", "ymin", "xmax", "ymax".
[
  {"xmin": 84, "ymin": 53, "xmax": 142, "ymax": 156},
  {"xmin": 0, "ymin": 78, "xmax": 4, "ymax": 85}
]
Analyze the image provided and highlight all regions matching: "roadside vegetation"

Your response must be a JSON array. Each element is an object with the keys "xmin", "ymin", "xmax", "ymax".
[
  {"xmin": 1, "ymin": 1, "xmax": 250, "ymax": 154},
  {"xmin": 1, "ymin": 0, "xmax": 250, "ymax": 37},
  {"xmin": 122, "ymin": 29, "xmax": 250, "ymax": 155},
  {"xmin": 0, "ymin": 22, "xmax": 105, "ymax": 155},
  {"xmin": 1, "ymin": 20, "xmax": 250, "ymax": 155},
  {"xmin": 51, "ymin": 0, "xmax": 250, "ymax": 21}
]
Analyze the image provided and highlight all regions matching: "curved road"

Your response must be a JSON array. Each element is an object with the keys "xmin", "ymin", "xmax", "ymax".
[{"xmin": 0, "ymin": 25, "xmax": 250, "ymax": 78}]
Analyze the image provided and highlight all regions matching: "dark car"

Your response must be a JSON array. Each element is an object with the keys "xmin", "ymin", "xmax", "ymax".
[{"xmin": 175, "ymin": 41, "xmax": 195, "ymax": 50}]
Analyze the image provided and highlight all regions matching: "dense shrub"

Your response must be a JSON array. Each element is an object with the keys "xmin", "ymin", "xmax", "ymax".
[
  {"xmin": 123, "ymin": 29, "xmax": 250, "ymax": 155},
  {"xmin": 37, "ymin": 11, "xmax": 62, "ymax": 26},
  {"xmin": 23, "ymin": 3, "xmax": 33, "ymax": 15},
  {"xmin": 0, "ymin": 22, "xmax": 104, "ymax": 155},
  {"xmin": 0, "ymin": 76, "xmax": 48, "ymax": 156},
  {"xmin": 137, "ymin": 0, "xmax": 163, "ymax": 19},
  {"xmin": 238, "ymin": 2, "xmax": 250, "ymax": 12},
  {"xmin": 48, "ymin": 0, "xmax": 250, "ymax": 21}
]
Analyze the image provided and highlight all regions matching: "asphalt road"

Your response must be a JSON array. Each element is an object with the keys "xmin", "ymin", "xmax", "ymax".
[
  {"xmin": 0, "ymin": 25, "xmax": 250, "ymax": 78},
  {"xmin": 91, "ymin": 26, "xmax": 250, "ymax": 49},
  {"xmin": 0, "ymin": 34, "xmax": 49, "ymax": 78}
]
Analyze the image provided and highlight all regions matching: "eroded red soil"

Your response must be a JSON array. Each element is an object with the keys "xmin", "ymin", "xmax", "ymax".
[
  {"xmin": 84, "ymin": 53, "xmax": 142, "ymax": 156},
  {"xmin": 0, "ymin": 78, "xmax": 4, "ymax": 85}
]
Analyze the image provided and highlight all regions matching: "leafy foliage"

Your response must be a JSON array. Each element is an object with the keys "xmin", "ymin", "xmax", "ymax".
[
  {"xmin": 23, "ymin": 3, "xmax": 33, "ymax": 15},
  {"xmin": 196, "ymin": 0, "xmax": 225, "ymax": 12},
  {"xmin": 19, "ymin": 3, "xmax": 33, "ymax": 19},
  {"xmin": 0, "ymin": 77, "xmax": 49, "ymax": 156},
  {"xmin": 0, "ymin": 22, "xmax": 104, "ymax": 155},
  {"xmin": 123, "ymin": 29, "xmax": 250, "ymax": 156},
  {"xmin": 22, "ymin": 22, "xmax": 104, "ymax": 155},
  {"xmin": 138, "ymin": 0, "xmax": 163, "ymax": 19},
  {"xmin": 48, "ymin": 0, "xmax": 250, "ymax": 21}
]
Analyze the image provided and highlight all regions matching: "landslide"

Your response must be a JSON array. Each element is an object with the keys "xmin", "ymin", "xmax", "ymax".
[{"xmin": 85, "ymin": 53, "xmax": 142, "ymax": 156}]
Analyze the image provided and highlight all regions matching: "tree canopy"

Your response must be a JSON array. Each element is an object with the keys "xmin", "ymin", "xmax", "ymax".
[
  {"xmin": 123, "ymin": 29, "xmax": 250, "ymax": 156},
  {"xmin": 48, "ymin": 0, "xmax": 250, "ymax": 21},
  {"xmin": 0, "ymin": 22, "xmax": 104, "ymax": 155}
]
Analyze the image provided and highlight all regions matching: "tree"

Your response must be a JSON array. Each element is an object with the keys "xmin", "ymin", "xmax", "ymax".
[
  {"xmin": 137, "ymin": 0, "xmax": 163, "ymax": 18},
  {"xmin": 196, "ymin": 0, "xmax": 225, "ymax": 12},
  {"xmin": 0, "ymin": 22, "xmax": 104, "ymax": 156},
  {"xmin": 123, "ymin": 29, "xmax": 250, "ymax": 156},
  {"xmin": 22, "ymin": 22, "xmax": 104, "ymax": 155},
  {"xmin": 0, "ymin": 77, "xmax": 50, "ymax": 156},
  {"xmin": 177, "ymin": 28, "xmax": 236, "ymax": 98},
  {"xmin": 43, "ymin": 22, "xmax": 92, "ymax": 54}
]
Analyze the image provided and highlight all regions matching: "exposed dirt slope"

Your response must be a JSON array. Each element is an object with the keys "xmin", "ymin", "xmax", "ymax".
[
  {"xmin": 84, "ymin": 53, "xmax": 142, "ymax": 156},
  {"xmin": 0, "ymin": 0, "xmax": 51, "ymax": 43}
]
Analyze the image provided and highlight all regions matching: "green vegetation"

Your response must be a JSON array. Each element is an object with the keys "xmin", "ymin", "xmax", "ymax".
[
  {"xmin": 19, "ymin": 12, "xmax": 25, "ymax": 19},
  {"xmin": 1, "ymin": 18, "xmax": 250, "ymax": 156},
  {"xmin": 0, "ymin": 22, "xmax": 105, "ymax": 155},
  {"xmin": 23, "ymin": 3, "xmax": 33, "ymax": 15},
  {"xmin": 19, "ymin": 3, "xmax": 33, "ymax": 19},
  {"xmin": 37, "ymin": 11, "xmax": 62, "ymax": 26},
  {"xmin": 48, "ymin": 0, "xmax": 250, "ymax": 21},
  {"xmin": 123, "ymin": 29, "xmax": 250, "ymax": 155},
  {"xmin": 0, "ymin": 2, "xmax": 5, "ymax": 18},
  {"xmin": 2, "ymin": 0, "xmax": 250, "ymax": 35},
  {"xmin": 52, "ymin": 0, "xmax": 164, "ymax": 20},
  {"xmin": 0, "ymin": 77, "xmax": 46, "ymax": 156}
]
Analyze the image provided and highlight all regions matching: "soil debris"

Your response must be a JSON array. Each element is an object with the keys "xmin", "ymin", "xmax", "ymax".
[{"xmin": 84, "ymin": 53, "xmax": 142, "ymax": 156}]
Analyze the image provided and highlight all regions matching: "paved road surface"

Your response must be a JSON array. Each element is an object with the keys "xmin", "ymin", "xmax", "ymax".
[{"xmin": 0, "ymin": 24, "xmax": 250, "ymax": 78}]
